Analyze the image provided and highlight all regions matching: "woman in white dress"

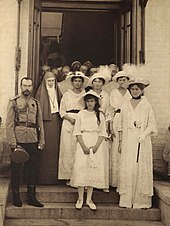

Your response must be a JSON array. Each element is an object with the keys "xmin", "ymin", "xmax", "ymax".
[
  {"xmin": 58, "ymin": 71, "xmax": 89, "ymax": 184},
  {"xmin": 71, "ymin": 90, "xmax": 107, "ymax": 210},
  {"xmin": 88, "ymin": 72, "xmax": 111, "ymax": 192},
  {"xmin": 109, "ymin": 71, "xmax": 132, "ymax": 188},
  {"xmin": 118, "ymin": 78, "xmax": 157, "ymax": 209}
]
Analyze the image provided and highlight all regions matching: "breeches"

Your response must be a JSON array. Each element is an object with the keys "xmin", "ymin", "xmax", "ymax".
[{"xmin": 11, "ymin": 143, "xmax": 41, "ymax": 187}]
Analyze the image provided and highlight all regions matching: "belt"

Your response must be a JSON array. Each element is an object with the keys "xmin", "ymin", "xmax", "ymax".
[
  {"xmin": 66, "ymin": 110, "xmax": 80, "ymax": 113},
  {"xmin": 115, "ymin": 109, "xmax": 121, "ymax": 113},
  {"xmin": 15, "ymin": 122, "xmax": 37, "ymax": 128}
]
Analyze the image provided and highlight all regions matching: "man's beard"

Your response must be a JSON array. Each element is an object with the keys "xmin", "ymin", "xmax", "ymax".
[{"xmin": 22, "ymin": 90, "xmax": 31, "ymax": 96}]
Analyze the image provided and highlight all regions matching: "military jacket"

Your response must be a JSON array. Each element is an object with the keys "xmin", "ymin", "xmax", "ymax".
[{"xmin": 6, "ymin": 95, "xmax": 45, "ymax": 146}]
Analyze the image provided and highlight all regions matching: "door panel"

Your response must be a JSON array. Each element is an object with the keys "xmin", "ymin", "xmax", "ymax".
[{"xmin": 28, "ymin": 0, "xmax": 42, "ymax": 94}]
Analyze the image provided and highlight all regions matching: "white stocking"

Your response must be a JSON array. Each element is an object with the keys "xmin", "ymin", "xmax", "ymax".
[
  {"xmin": 77, "ymin": 186, "xmax": 84, "ymax": 201},
  {"xmin": 87, "ymin": 186, "xmax": 93, "ymax": 202}
]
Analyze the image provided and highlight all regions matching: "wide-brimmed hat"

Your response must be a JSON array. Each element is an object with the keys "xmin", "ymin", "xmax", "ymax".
[
  {"xmin": 79, "ymin": 90, "xmax": 101, "ymax": 106},
  {"xmin": 128, "ymin": 78, "xmax": 150, "ymax": 87},
  {"xmin": 113, "ymin": 71, "xmax": 132, "ymax": 82},
  {"xmin": 88, "ymin": 72, "xmax": 110, "ymax": 86},
  {"xmin": 66, "ymin": 71, "xmax": 89, "ymax": 88},
  {"xmin": 10, "ymin": 146, "xmax": 29, "ymax": 163}
]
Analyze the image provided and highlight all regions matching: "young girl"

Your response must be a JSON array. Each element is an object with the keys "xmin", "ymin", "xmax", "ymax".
[
  {"xmin": 70, "ymin": 90, "xmax": 107, "ymax": 210},
  {"xmin": 58, "ymin": 71, "xmax": 89, "ymax": 185}
]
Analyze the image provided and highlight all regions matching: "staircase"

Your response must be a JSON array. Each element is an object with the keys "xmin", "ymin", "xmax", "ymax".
[{"xmin": 4, "ymin": 185, "xmax": 164, "ymax": 226}]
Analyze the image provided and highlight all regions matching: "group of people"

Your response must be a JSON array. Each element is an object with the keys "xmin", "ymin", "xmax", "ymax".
[{"xmin": 6, "ymin": 60, "xmax": 157, "ymax": 211}]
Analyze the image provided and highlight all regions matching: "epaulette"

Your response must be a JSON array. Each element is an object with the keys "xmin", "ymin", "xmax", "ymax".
[{"xmin": 9, "ymin": 95, "xmax": 20, "ymax": 101}]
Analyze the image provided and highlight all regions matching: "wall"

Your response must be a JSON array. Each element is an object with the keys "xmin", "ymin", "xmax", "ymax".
[
  {"xmin": 145, "ymin": 0, "xmax": 170, "ymax": 174},
  {"xmin": 0, "ymin": 0, "xmax": 30, "ymax": 124}
]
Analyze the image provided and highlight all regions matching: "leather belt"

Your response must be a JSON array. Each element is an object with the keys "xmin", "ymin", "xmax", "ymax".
[
  {"xmin": 15, "ymin": 122, "xmax": 37, "ymax": 128},
  {"xmin": 66, "ymin": 110, "xmax": 80, "ymax": 113}
]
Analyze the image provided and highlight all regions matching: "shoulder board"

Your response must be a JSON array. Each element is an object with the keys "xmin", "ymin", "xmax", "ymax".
[
  {"xmin": 9, "ymin": 95, "xmax": 20, "ymax": 101},
  {"xmin": 30, "ymin": 97, "xmax": 38, "ymax": 102}
]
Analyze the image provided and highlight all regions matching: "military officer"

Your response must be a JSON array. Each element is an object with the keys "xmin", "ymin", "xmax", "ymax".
[{"xmin": 6, "ymin": 77, "xmax": 45, "ymax": 207}]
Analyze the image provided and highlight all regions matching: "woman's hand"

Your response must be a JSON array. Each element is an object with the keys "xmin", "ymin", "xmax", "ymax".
[
  {"xmin": 82, "ymin": 146, "xmax": 90, "ymax": 155},
  {"xmin": 68, "ymin": 118, "xmax": 76, "ymax": 125},
  {"xmin": 90, "ymin": 145, "xmax": 99, "ymax": 154},
  {"xmin": 110, "ymin": 129, "xmax": 116, "ymax": 142}
]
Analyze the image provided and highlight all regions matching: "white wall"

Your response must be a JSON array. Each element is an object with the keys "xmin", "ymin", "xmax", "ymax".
[
  {"xmin": 145, "ymin": 0, "xmax": 170, "ymax": 173},
  {"xmin": 0, "ymin": 0, "xmax": 29, "ymax": 123}
]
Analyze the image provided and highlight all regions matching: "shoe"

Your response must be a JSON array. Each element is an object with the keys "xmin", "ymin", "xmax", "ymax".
[
  {"xmin": 66, "ymin": 180, "xmax": 70, "ymax": 186},
  {"xmin": 12, "ymin": 189, "xmax": 22, "ymax": 207},
  {"xmin": 103, "ymin": 189, "xmax": 109, "ymax": 193},
  {"xmin": 76, "ymin": 199, "xmax": 83, "ymax": 209},
  {"xmin": 86, "ymin": 200, "xmax": 96, "ymax": 210}
]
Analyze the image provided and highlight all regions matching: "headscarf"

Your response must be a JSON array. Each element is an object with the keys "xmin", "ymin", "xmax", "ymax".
[{"xmin": 35, "ymin": 72, "xmax": 62, "ymax": 120}]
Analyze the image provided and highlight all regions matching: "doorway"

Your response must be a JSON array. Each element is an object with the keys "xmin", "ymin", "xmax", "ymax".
[{"xmin": 41, "ymin": 11, "xmax": 119, "ymax": 67}]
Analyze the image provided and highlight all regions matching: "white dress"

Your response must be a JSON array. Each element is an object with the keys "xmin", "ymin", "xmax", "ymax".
[
  {"xmin": 70, "ymin": 109, "xmax": 107, "ymax": 188},
  {"xmin": 109, "ymin": 88, "xmax": 131, "ymax": 187},
  {"xmin": 58, "ymin": 89, "xmax": 85, "ymax": 179},
  {"xmin": 98, "ymin": 90, "xmax": 111, "ymax": 189},
  {"xmin": 118, "ymin": 97, "xmax": 157, "ymax": 208}
]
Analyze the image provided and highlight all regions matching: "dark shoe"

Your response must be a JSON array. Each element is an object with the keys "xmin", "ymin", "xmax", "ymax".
[
  {"xmin": 27, "ymin": 185, "xmax": 44, "ymax": 207},
  {"xmin": 12, "ymin": 189, "xmax": 22, "ymax": 207},
  {"xmin": 28, "ymin": 194, "xmax": 44, "ymax": 207}
]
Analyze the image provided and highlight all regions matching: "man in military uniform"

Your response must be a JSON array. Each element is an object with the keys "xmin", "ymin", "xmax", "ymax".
[{"xmin": 6, "ymin": 77, "xmax": 45, "ymax": 207}]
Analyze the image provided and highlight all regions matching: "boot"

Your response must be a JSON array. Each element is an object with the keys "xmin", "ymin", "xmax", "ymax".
[
  {"xmin": 27, "ymin": 185, "xmax": 44, "ymax": 207},
  {"xmin": 12, "ymin": 188, "xmax": 22, "ymax": 207}
]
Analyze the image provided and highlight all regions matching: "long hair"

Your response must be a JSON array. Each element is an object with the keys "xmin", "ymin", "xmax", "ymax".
[{"xmin": 84, "ymin": 94, "xmax": 101, "ymax": 125}]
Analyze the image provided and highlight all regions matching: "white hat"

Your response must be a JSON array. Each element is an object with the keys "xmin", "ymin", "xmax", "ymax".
[
  {"xmin": 79, "ymin": 90, "xmax": 101, "ymax": 106},
  {"xmin": 129, "ymin": 78, "xmax": 150, "ymax": 87},
  {"xmin": 66, "ymin": 71, "xmax": 89, "ymax": 88},
  {"xmin": 113, "ymin": 71, "xmax": 132, "ymax": 82},
  {"xmin": 88, "ymin": 72, "xmax": 110, "ymax": 86}
]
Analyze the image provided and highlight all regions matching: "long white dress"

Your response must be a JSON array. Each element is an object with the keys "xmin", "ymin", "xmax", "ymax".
[
  {"xmin": 98, "ymin": 90, "xmax": 111, "ymax": 189},
  {"xmin": 58, "ymin": 89, "xmax": 85, "ymax": 179},
  {"xmin": 70, "ymin": 109, "xmax": 107, "ymax": 188},
  {"xmin": 109, "ymin": 88, "xmax": 131, "ymax": 187},
  {"xmin": 118, "ymin": 96, "xmax": 157, "ymax": 208}
]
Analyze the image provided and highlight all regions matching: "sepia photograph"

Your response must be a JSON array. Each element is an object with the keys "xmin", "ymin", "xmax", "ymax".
[{"xmin": 0, "ymin": 0, "xmax": 170, "ymax": 225}]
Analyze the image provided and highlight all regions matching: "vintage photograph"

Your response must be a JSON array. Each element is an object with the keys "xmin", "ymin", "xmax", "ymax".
[{"xmin": 0, "ymin": 0, "xmax": 170, "ymax": 225}]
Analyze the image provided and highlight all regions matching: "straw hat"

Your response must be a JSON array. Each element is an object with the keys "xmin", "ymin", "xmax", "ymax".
[
  {"xmin": 88, "ymin": 72, "xmax": 110, "ymax": 86},
  {"xmin": 113, "ymin": 71, "xmax": 132, "ymax": 82},
  {"xmin": 128, "ymin": 78, "xmax": 150, "ymax": 87},
  {"xmin": 66, "ymin": 71, "xmax": 89, "ymax": 88},
  {"xmin": 79, "ymin": 90, "xmax": 101, "ymax": 106}
]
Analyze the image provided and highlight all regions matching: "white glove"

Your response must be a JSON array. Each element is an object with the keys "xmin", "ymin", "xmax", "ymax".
[{"xmin": 138, "ymin": 134, "xmax": 145, "ymax": 143}]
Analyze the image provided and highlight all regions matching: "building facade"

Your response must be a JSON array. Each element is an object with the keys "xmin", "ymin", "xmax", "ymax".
[{"xmin": 0, "ymin": 0, "xmax": 170, "ymax": 174}]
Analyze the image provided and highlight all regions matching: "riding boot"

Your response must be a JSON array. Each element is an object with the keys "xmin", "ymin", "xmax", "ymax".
[
  {"xmin": 27, "ymin": 185, "xmax": 44, "ymax": 207},
  {"xmin": 11, "ymin": 188, "xmax": 22, "ymax": 207},
  {"xmin": 11, "ymin": 161, "xmax": 22, "ymax": 207}
]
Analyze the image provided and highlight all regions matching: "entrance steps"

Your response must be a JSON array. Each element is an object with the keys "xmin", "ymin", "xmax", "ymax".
[{"xmin": 4, "ymin": 185, "xmax": 164, "ymax": 226}]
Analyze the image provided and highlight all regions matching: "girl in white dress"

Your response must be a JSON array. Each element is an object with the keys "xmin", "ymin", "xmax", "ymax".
[
  {"xmin": 118, "ymin": 78, "xmax": 157, "ymax": 209},
  {"xmin": 88, "ymin": 72, "xmax": 111, "ymax": 192},
  {"xmin": 109, "ymin": 71, "xmax": 132, "ymax": 188},
  {"xmin": 58, "ymin": 72, "xmax": 89, "ymax": 184},
  {"xmin": 71, "ymin": 90, "xmax": 107, "ymax": 210}
]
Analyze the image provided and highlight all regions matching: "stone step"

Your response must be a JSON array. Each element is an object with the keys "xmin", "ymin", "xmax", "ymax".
[
  {"xmin": 5, "ymin": 203, "xmax": 161, "ymax": 221},
  {"xmin": 8, "ymin": 185, "xmax": 119, "ymax": 204},
  {"xmin": 4, "ymin": 219, "xmax": 164, "ymax": 226}
]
